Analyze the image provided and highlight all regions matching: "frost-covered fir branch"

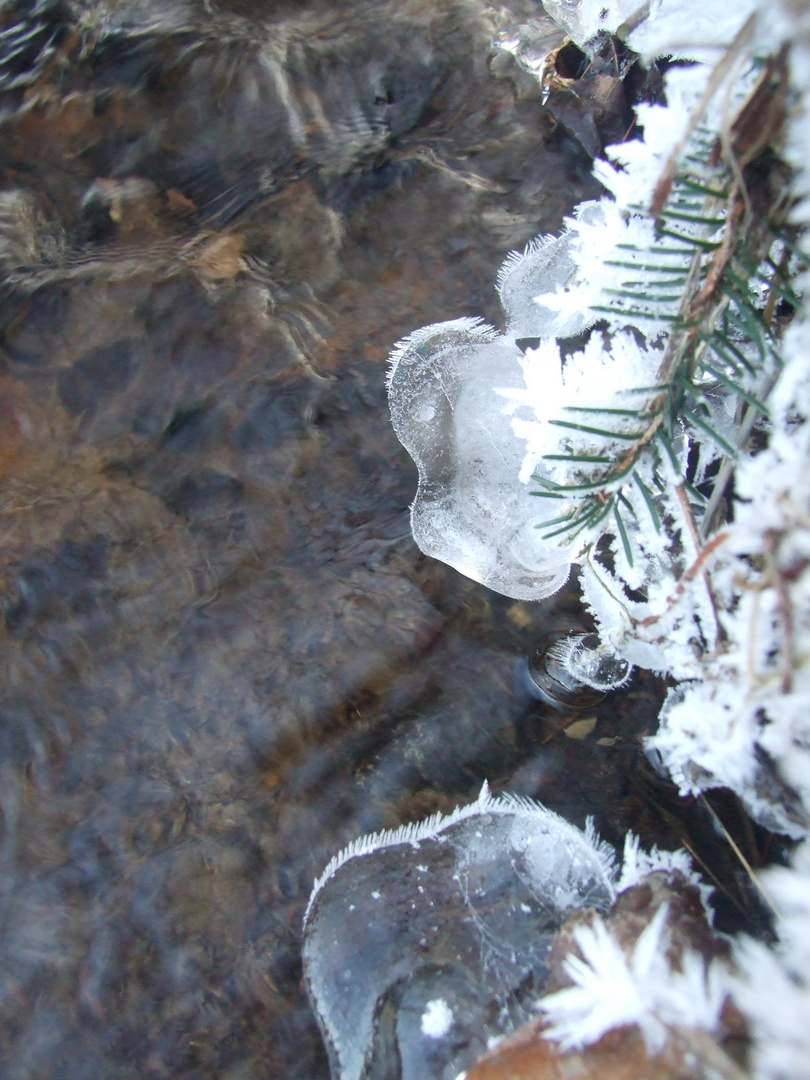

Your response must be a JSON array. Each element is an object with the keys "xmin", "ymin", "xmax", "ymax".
[{"xmin": 386, "ymin": 0, "xmax": 810, "ymax": 1074}]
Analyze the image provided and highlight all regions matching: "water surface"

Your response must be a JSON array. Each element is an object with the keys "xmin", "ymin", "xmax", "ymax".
[{"xmin": 0, "ymin": 3, "xmax": 758, "ymax": 1077}]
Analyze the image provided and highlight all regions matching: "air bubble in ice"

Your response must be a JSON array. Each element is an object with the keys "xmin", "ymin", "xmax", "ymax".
[{"xmin": 302, "ymin": 783, "xmax": 616, "ymax": 1080}]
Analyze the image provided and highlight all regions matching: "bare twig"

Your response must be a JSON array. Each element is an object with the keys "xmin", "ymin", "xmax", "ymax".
[
  {"xmin": 638, "ymin": 529, "xmax": 729, "ymax": 627},
  {"xmin": 649, "ymin": 13, "xmax": 757, "ymax": 218},
  {"xmin": 699, "ymin": 793, "xmax": 782, "ymax": 918},
  {"xmin": 763, "ymin": 529, "xmax": 795, "ymax": 693}
]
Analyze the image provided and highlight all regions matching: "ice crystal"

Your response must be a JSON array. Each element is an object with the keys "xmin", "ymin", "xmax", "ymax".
[
  {"xmin": 541, "ymin": 0, "xmax": 640, "ymax": 48},
  {"xmin": 615, "ymin": 833, "xmax": 699, "ymax": 893},
  {"xmin": 538, "ymin": 905, "xmax": 726, "ymax": 1052}
]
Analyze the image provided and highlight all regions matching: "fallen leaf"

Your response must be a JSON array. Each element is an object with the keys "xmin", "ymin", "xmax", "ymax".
[
  {"xmin": 506, "ymin": 602, "xmax": 534, "ymax": 629},
  {"xmin": 563, "ymin": 715, "xmax": 598, "ymax": 740},
  {"xmin": 166, "ymin": 188, "xmax": 198, "ymax": 216},
  {"xmin": 188, "ymin": 233, "xmax": 246, "ymax": 280}
]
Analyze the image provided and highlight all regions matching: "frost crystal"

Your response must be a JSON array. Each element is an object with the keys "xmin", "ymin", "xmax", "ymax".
[
  {"xmin": 538, "ymin": 905, "xmax": 726, "ymax": 1052},
  {"xmin": 734, "ymin": 839, "xmax": 810, "ymax": 1080},
  {"xmin": 421, "ymin": 999, "xmax": 454, "ymax": 1039},
  {"xmin": 615, "ymin": 833, "xmax": 699, "ymax": 894}
]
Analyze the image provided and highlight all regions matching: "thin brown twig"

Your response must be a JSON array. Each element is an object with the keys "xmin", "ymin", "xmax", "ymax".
[
  {"xmin": 699, "ymin": 793, "xmax": 781, "ymax": 919},
  {"xmin": 638, "ymin": 529, "xmax": 729, "ymax": 627},
  {"xmin": 676, "ymin": 483, "xmax": 702, "ymax": 550},
  {"xmin": 763, "ymin": 529, "xmax": 795, "ymax": 693},
  {"xmin": 649, "ymin": 12, "xmax": 757, "ymax": 218}
]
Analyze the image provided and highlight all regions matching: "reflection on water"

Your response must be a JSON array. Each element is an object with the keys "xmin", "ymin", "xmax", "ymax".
[{"xmin": 0, "ymin": 2, "xmax": 754, "ymax": 1078}]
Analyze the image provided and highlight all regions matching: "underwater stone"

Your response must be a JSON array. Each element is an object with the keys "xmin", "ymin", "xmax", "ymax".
[{"xmin": 302, "ymin": 783, "xmax": 616, "ymax": 1080}]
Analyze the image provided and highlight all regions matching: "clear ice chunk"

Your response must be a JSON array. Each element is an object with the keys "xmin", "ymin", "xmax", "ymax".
[
  {"xmin": 303, "ymin": 783, "xmax": 616, "ymax": 1080},
  {"xmin": 549, "ymin": 632, "xmax": 632, "ymax": 692},
  {"xmin": 386, "ymin": 212, "xmax": 607, "ymax": 600},
  {"xmin": 387, "ymin": 318, "xmax": 574, "ymax": 600}
]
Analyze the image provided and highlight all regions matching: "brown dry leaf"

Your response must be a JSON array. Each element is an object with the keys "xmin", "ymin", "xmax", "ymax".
[
  {"xmin": 714, "ymin": 47, "xmax": 789, "ymax": 170},
  {"xmin": 563, "ymin": 715, "xmax": 598, "ymax": 739},
  {"xmin": 188, "ymin": 233, "xmax": 247, "ymax": 280},
  {"xmin": 166, "ymin": 188, "xmax": 198, "ymax": 216},
  {"xmin": 506, "ymin": 602, "xmax": 534, "ymax": 629}
]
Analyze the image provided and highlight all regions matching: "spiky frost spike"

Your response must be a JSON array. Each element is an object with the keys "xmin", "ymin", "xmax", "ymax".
[
  {"xmin": 496, "ymin": 231, "xmax": 581, "ymax": 337},
  {"xmin": 304, "ymin": 782, "xmax": 617, "ymax": 925},
  {"xmin": 386, "ymin": 317, "xmax": 497, "ymax": 389},
  {"xmin": 495, "ymin": 233, "xmax": 565, "ymax": 295}
]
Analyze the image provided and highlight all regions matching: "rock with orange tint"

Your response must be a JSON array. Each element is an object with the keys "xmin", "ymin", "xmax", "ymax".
[
  {"xmin": 468, "ymin": 871, "xmax": 750, "ymax": 1080},
  {"xmin": 467, "ymin": 1022, "xmax": 715, "ymax": 1080}
]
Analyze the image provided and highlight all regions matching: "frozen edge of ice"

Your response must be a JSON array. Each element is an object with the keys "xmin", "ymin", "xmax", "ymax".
[
  {"xmin": 494, "ymin": 232, "xmax": 563, "ymax": 295},
  {"xmin": 304, "ymin": 781, "xmax": 617, "ymax": 925},
  {"xmin": 385, "ymin": 316, "xmax": 498, "ymax": 391}
]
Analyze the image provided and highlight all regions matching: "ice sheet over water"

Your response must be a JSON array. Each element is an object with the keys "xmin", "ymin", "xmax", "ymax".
[{"xmin": 303, "ymin": 783, "xmax": 616, "ymax": 1080}]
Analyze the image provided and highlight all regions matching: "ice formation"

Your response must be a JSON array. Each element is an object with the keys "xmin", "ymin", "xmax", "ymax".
[
  {"xmin": 537, "ymin": 903, "xmax": 726, "ymax": 1053},
  {"xmin": 540, "ymin": 0, "xmax": 641, "ymax": 46},
  {"xmin": 302, "ymin": 783, "xmax": 616, "ymax": 1080},
  {"xmin": 386, "ymin": 216, "xmax": 606, "ymax": 600}
]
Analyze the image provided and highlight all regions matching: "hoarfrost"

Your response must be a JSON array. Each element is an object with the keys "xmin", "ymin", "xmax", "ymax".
[
  {"xmin": 615, "ymin": 833, "xmax": 699, "ymax": 893},
  {"xmin": 733, "ymin": 839, "xmax": 810, "ymax": 1080},
  {"xmin": 615, "ymin": 833, "xmax": 717, "ymax": 917},
  {"xmin": 421, "ymin": 999, "xmax": 454, "ymax": 1039},
  {"xmin": 538, "ymin": 904, "xmax": 727, "ymax": 1052}
]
